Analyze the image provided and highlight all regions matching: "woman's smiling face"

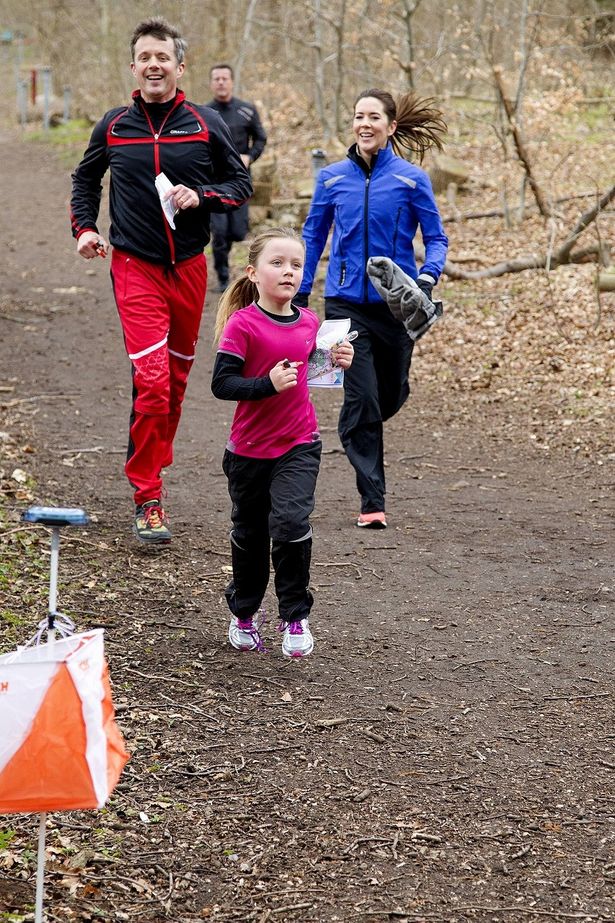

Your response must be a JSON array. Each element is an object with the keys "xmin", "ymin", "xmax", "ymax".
[{"xmin": 353, "ymin": 96, "xmax": 397, "ymax": 163}]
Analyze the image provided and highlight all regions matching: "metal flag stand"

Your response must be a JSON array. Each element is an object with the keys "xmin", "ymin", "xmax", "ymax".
[{"xmin": 20, "ymin": 506, "xmax": 89, "ymax": 923}]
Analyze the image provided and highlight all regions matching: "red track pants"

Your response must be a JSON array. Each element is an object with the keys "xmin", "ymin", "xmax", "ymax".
[{"xmin": 111, "ymin": 250, "xmax": 207, "ymax": 506}]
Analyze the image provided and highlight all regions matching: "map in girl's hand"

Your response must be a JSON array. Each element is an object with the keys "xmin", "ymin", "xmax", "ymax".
[{"xmin": 307, "ymin": 318, "xmax": 351, "ymax": 388}]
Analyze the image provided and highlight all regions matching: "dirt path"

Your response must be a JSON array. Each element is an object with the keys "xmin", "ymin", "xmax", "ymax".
[{"xmin": 1, "ymin": 134, "xmax": 614, "ymax": 923}]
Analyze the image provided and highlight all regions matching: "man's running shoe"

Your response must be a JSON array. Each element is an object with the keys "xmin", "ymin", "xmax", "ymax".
[
  {"xmin": 280, "ymin": 619, "xmax": 314, "ymax": 658},
  {"xmin": 357, "ymin": 511, "xmax": 387, "ymax": 529},
  {"xmin": 134, "ymin": 500, "xmax": 172, "ymax": 544},
  {"xmin": 228, "ymin": 615, "xmax": 266, "ymax": 652}
]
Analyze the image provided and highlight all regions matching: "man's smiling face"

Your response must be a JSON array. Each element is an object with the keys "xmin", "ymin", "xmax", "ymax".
[{"xmin": 131, "ymin": 35, "xmax": 184, "ymax": 104}]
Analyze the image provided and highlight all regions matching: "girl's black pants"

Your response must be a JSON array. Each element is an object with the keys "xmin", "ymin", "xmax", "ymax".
[{"xmin": 222, "ymin": 441, "xmax": 322, "ymax": 623}]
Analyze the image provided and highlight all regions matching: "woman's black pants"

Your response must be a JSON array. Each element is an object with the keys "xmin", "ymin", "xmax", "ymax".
[{"xmin": 325, "ymin": 297, "xmax": 413, "ymax": 514}]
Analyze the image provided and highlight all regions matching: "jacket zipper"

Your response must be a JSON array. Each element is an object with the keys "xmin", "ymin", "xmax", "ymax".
[
  {"xmin": 362, "ymin": 175, "xmax": 370, "ymax": 303},
  {"xmin": 141, "ymin": 98, "xmax": 183, "ymax": 266},
  {"xmin": 333, "ymin": 205, "xmax": 347, "ymax": 286}
]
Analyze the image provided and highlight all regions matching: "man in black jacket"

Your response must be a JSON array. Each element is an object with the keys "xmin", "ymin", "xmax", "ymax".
[
  {"xmin": 70, "ymin": 18, "xmax": 252, "ymax": 545},
  {"xmin": 207, "ymin": 64, "xmax": 267, "ymax": 291}
]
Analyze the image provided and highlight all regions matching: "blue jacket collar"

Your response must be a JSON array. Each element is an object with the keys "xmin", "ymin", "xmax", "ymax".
[{"xmin": 347, "ymin": 142, "xmax": 394, "ymax": 174}]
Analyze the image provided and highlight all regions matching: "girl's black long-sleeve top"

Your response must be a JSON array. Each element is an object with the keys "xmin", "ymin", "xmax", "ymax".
[{"xmin": 211, "ymin": 352, "xmax": 277, "ymax": 401}]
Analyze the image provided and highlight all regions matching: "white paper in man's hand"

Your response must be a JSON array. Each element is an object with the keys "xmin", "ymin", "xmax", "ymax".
[{"xmin": 155, "ymin": 172, "xmax": 177, "ymax": 230}]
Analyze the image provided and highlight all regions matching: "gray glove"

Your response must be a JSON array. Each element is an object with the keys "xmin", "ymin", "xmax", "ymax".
[{"xmin": 367, "ymin": 256, "xmax": 443, "ymax": 341}]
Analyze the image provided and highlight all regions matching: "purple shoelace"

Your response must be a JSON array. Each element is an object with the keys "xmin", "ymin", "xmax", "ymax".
[
  {"xmin": 238, "ymin": 609, "xmax": 268, "ymax": 653},
  {"xmin": 276, "ymin": 620, "xmax": 303, "ymax": 635}
]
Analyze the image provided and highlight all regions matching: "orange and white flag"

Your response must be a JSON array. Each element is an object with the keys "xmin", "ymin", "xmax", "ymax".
[{"xmin": 0, "ymin": 630, "xmax": 129, "ymax": 813}]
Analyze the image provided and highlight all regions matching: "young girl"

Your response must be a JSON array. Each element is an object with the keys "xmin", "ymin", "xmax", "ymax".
[{"xmin": 212, "ymin": 227, "xmax": 353, "ymax": 657}]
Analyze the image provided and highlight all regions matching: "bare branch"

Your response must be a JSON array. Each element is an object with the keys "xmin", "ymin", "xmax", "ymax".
[
  {"xmin": 417, "ymin": 186, "xmax": 615, "ymax": 279},
  {"xmin": 556, "ymin": 184, "xmax": 615, "ymax": 264},
  {"xmin": 439, "ymin": 245, "xmax": 607, "ymax": 281},
  {"xmin": 442, "ymin": 191, "xmax": 611, "ymax": 223}
]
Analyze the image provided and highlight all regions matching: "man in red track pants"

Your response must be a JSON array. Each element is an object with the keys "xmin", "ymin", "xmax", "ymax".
[{"xmin": 70, "ymin": 17, "xmax": 251, "ymax": 544}]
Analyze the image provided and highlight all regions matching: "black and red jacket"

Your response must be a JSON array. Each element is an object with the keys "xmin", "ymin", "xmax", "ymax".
[{"xmin": 70, "ymin": 90, "xmax": 253, "ymax": 266}]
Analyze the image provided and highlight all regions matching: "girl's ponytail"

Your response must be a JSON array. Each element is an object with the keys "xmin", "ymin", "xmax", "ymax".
[{"xmin": 214, "ymin": 277, "xmax": 258, "ymax": 342}]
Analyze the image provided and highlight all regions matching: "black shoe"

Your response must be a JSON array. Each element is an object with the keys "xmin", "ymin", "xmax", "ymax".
[{"xmin": 214, "ymin": 278, "xmax": 228, "ymax": 293}]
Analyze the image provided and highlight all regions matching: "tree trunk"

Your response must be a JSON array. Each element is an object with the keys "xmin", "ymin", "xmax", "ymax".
[
  {"xmin": 492, "ymin": 66, "xmax": 552, "ymax": 219},
  {"xmin": 311, "ymin": 0, "xmax": 334, "ymax": 141},
  {"xmin": 333, "ymin": 0, "xmax": 347, "ymax": 137},
  {"xmin": 598, "ymin": 270, "xmax": 615, "ymax": 292},
  {"xmin": 234, "ymin": 0, "xmax": 260, "ymax": 94}
]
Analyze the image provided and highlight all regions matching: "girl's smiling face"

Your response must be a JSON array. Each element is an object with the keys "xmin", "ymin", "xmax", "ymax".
[
  {"xmin": 353, "ymin": 96, "xmax": 397, "ymax": 164},
  {"xmin": 247, "ymin": 238, "xmax": 305, "ymax": 313}
]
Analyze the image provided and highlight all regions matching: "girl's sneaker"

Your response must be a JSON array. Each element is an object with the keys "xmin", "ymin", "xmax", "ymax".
[
  {"xmin": 228, "ymin": 615, "xmax": 266, "ymax": 652},
  {"xmin": 280, "ymin": 619, "xmax": 314, "ymax": 658}
]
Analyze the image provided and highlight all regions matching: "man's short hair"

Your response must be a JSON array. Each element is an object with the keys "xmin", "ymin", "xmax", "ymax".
[
  {"xmin": 131, "ymin": 17, "xmax": 187, "ymax": 65},
  {"xmin": 210, "ymin": 63, "xmax": 234, "ymax": 78}
]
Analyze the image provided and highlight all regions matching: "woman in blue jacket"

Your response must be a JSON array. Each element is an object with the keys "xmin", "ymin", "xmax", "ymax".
[{"xmin": 295, "ymin": 89, "xmax": 448, "ymax": 528}]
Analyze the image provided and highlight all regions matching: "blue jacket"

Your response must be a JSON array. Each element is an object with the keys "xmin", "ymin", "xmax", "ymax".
[{"xmin": 299, "ymin": 144, "xmax": 448, "ymax": 304}]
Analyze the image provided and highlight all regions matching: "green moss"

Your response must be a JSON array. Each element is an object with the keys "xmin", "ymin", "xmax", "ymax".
[
  {"xmin": 580, "ymin": 102, "xmax": 611, "ymax": 131},
  {"xmin": 26, "ymin": 118, "xmax": 93, "ymax": 167},
  {"xmin": 0, "ymin": 828, "xmax": 15, "ymax": 849},
  {"xmin": 0, "ymin": 609, "xmax": 27, "ymax": 627},
  {"xmin": 554, "ymin": 102, "xmax": 612, "ymax": 145},
  {"xmin": 29, "ymin": 118, "xmax": 92, "ymax": 146},
  {"xmin": 0, "ymin": 509, "xmax": 54, "ymax": 649}
]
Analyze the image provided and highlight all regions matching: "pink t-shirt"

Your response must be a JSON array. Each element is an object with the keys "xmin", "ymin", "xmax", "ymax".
[{"xmin": 218, "ymin": 303, "xmax": 320, "ymax": 458}]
